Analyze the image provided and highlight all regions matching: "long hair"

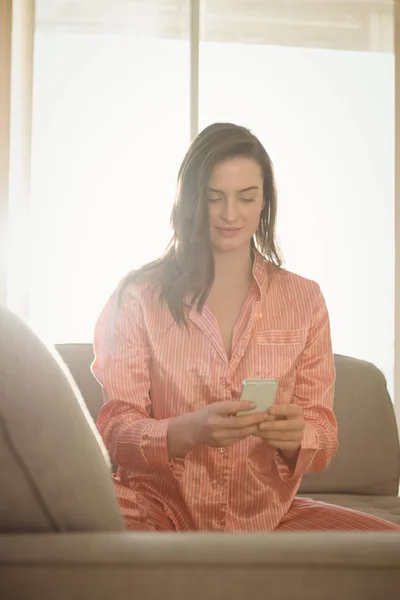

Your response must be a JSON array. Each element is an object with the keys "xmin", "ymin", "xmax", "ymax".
[{"xmin": 119, "ymin": 122, "xmax": 282, "ymax": 324}]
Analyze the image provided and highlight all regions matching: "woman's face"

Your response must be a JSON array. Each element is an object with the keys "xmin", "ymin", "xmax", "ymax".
[{"xmin": 207, "ymin": 156, "xmax": 264, "ymax": 254}]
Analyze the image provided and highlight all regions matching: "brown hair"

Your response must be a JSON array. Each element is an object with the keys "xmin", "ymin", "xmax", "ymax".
[{"xmin": 119, "ymin": 122, "xmax": 282, "ymax": 324}]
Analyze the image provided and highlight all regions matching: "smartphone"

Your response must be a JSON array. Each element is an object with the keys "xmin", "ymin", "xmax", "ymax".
[{"xmin": 236, "ymin": 379, "xmax": 278, "ymax": 416}]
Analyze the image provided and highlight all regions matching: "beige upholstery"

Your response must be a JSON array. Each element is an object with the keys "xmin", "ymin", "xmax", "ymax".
[
  {"xmin": 0, "ymin": 306, "xmax": 124, "ymax": 533},
  {"xmin": 2, "ymin": 532, "xmax": 400, "ymax": 600}
]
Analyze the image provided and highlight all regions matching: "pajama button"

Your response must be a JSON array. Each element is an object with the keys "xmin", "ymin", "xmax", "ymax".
[{"xmin": 217, "ymin": 479, "xmax": 224, "ymax": 488}]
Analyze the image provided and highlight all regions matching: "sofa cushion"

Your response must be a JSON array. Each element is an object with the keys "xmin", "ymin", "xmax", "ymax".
[
  {"xmin": 299, "ymin": 493, "xmax": 400, "ymax": 525},
  {"xmin": 300, "ymin": 355, "xmax": 400, "ymax": 496},
  {"xmin": 2, "ymin": 532, "xmax": 400, "ymax": 600},
  {"xmin": 0, "ymin": 306, "xmax": 124, "ymax": 533},
  {"xmin": 55, "ymin": 344, "xmax": 100, "ymax": 423}
]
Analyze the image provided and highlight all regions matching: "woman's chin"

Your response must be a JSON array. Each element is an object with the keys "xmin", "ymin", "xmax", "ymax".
[{"xmin": 212, "ymin": 237, "xmax": 250, "ymax": 254}]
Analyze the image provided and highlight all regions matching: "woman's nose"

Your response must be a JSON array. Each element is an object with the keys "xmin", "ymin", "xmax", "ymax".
[{"xmin": 221, "ymin": 198, "xmax": 238, "ymax": 223}]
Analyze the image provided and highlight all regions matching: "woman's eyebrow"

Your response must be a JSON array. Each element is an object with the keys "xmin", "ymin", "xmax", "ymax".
[{"xmin": 207, "ymin": 185, "xmax": 259, "ymax": 194}]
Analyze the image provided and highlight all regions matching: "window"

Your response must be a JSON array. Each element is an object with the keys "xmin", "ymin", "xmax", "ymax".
[
  {"xmin": 28, "ymin": 0, "xmax": 190, "ymax": 342},
  {"xmin": 7, "ymin": 0, "xmax": 395, "ymax": 395}
]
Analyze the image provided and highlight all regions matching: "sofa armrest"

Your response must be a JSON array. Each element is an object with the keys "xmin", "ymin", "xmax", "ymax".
[{"xmin": 1, "ymin": 532, "xmax": 400, "ymax": 600}]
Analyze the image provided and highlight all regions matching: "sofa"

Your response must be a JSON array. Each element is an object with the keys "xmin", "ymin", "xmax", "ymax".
[{"xmin": 1, "ymin": 305, "xmax": 400, "ymax": 600}]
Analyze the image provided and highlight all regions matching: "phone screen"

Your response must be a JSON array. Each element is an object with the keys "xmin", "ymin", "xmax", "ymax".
[{"xmin": 237, "ymin": 379, "xmax": 278, "ymax": 415}]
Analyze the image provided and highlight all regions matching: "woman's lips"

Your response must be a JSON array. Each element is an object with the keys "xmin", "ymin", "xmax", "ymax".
[{"xmin": 216, "ymin": 227, "xmax": 242, "ymax": 237}]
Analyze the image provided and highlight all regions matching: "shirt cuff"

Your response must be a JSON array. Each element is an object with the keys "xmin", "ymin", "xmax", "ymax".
[
  {"xmin": 275, "ymin": 422, "xmax": 319, "ymax": 482},
  {"xmin": 139, "ymin": 418, "xmax": 189, "ymax": 480},
  {"xmin": 140, "ymin": 418, "xmax": 171, "ymax": 471}
]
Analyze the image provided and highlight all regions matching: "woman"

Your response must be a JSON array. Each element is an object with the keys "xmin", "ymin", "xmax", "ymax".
[{"xmin": 92, "ymin": 123, "xmax": 399, "ymax": 532}]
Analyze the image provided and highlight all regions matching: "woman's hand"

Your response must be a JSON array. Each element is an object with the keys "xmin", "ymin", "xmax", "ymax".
[
  {"xmin": 190, "ymin": 401, "xmax": 271, "ymax": 448},
  {"xmin": 253, "ymin": 404, "xmax": 305, "ymax": 462},
  {"xmin": 167, "ymin": 401, "xmax": 270, "ymax": 458}
]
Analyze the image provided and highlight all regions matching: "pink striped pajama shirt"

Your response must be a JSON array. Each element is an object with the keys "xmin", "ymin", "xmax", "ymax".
[{"xmin": 92, "ymin": 252, "xmax": 400, "ymax": 532}]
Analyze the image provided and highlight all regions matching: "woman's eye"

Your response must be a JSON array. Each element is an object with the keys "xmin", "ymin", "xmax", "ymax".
[
  {"xmin": 240, "ymin": 198, "xmax": 255, "ymax": 203},
  {"xmin": 207, "ymin": 197, "xmax": 222, "ymax": 203}
]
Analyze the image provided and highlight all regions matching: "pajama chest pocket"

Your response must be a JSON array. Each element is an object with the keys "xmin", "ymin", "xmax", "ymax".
[
  {"xmin": 256, "ymin": 329, "xmax": 302, "ymax": 346},
  {"xmin": 252, "ymin": 329, "xmax": 303, "ymax": 383}
]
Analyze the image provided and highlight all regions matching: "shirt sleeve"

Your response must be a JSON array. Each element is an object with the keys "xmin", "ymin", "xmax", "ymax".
[
  {"xmin": 91, "ymin": 285, "xmax": 173, "ymax": 474},
  {"xmin": 275, "ymin": 287, "xmax": 338, "ymax": 482}
]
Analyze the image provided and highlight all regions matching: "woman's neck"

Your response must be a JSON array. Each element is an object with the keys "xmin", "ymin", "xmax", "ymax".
[{"xmin": 213, "ymin": 246, "xmax": 254, "ymax": 288}]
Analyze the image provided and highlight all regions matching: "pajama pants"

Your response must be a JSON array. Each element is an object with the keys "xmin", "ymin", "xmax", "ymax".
[{"xmin": 113, "ymin": 481, "xmax": 400, "ymax": 532}]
